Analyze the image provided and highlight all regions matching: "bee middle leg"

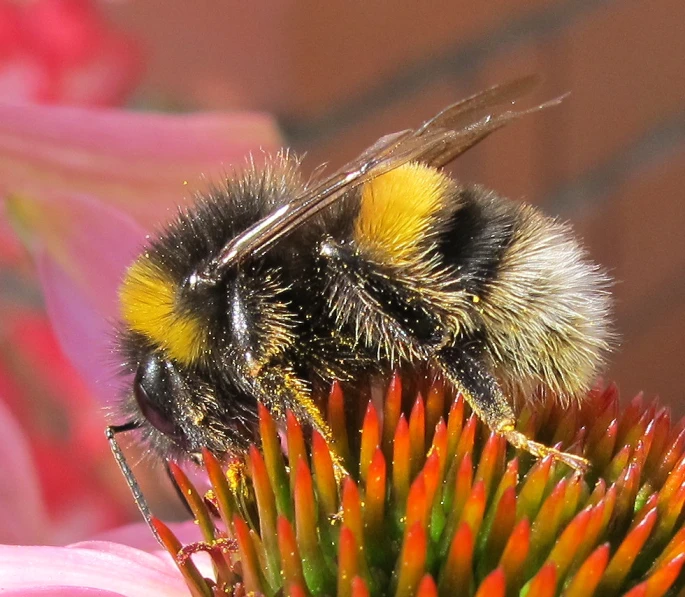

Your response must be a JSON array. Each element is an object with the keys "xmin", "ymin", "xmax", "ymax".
[
  {"xmin": 433, "ymin": 345, "xmax": 589, "ymax": 472},
  {"xmin": 248, "ymin": 365, "xmax": 350, "ymax": 481}
]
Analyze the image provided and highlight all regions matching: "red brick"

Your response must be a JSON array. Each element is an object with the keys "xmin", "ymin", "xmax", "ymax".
[
  {"xmin": 294, "ymin": 61, "xmax": 565, "ymax": 201},
  {"xmin": 561, "ymin": 199, "xmax": 619, "ymax": 279},
  {"xmin": 106, "ymin": 2, "xmax": 290, "ymax": 111},
  {"xmin": 278, "ymin": 1, "xmax": 555, "ymax": 118},
  {"xmin": 107, "ymin": 1, "xmax": 559, "ymax": 117},
  {"xmin": 465, "ymin": 41, "xmax": 549, "ymax": 204},
  {"xmin": 572, "ymin": 147, "xmax": 685, "ymax": 414},
  {"xmin": 611, "ymin": 147, "xmax": 685, "ymax": 313},
  {"xmin": 609, "ymin": 300, "xmax": 685, "ymax": 416},
  {"xmin": 558, "ymin": 0, "xmax": 685, "ymax": 185},
  {"xmin": 570, "ymin": 192, "xmax": 685, "ymax": 415}
]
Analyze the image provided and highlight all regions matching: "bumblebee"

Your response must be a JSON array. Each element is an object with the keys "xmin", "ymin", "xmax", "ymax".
[{"xmin": 108, "ymin": 77, "xmax": 612, "ymax": 530}]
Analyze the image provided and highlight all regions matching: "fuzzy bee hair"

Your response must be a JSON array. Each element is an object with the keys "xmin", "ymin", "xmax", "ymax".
[{"xmin": 115, "ymin": 79, "xmax": 613, "ymax": 477}]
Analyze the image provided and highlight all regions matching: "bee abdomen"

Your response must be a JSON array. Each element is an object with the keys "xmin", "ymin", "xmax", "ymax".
[
  {"xmin": 437, "ymin": 185, "xmax": 519, "ymax": 300},
  {"xmin": 479, "ymin": 202, "xmax": 613, "ymax": 401}
]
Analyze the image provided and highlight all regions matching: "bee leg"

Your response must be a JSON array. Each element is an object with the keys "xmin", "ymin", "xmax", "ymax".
[
  {"xmin": 247, "ymin": 365, "xmax": 350, "ymax": 482},
  {"xmin": 492, "ymin": 421, "xmax": 589, "ymax": 472},
  {"xmin": 433, "ymin": 345, "xmax": 589, "ymax": 473}
]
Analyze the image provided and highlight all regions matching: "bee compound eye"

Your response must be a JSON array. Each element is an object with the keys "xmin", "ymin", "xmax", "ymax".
[
  {"xmin": 133, "ymin": 381, "xmax": 177, "ymax": 436},
  {"xmin": 134, "ymin": 356, "xmax": 179, "ymax": 437}
]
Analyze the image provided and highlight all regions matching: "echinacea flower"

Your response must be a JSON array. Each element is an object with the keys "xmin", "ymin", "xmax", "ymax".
[
  {"xmin": 151, "ymin": 375, "xmax": 685, "ymax": 597},
  {"xmin": 1, "ymin": 372, "xmax": 682, "ymax": 596},
  {"xmin": 1, "ymin": 71, "xmax": 682, "ymax": 596}
]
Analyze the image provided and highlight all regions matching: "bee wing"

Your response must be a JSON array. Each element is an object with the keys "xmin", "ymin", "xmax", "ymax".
[
  {"xmin": 415, "ymin": 92, "xmax": 566, "ymax": 169},
  {"xmin": 204, "ymin": 129, "xmax": 453, "ymax": 276},
  {"xmin": 203, "ymin": 77, "xmax": 561, "ymax": 276},
  {"xmin": 415, "ymin": 74, "xmax": 540, "ymax": 134}
]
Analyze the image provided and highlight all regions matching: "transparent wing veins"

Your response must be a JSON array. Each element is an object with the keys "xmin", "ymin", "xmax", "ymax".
[{"xmin": 199, "ymin": 76, "xmax": 563, "ymax": 280}]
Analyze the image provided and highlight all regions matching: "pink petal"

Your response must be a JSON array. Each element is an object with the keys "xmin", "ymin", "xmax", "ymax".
[
  {"xmin": 9, "ymin": 193, "xmax": 146, "ymax": 403},
  {"xmin": 0, "ymin": 588, "xmax": 125, "ymax": 596},
  {"xmin": 0, "ymin": 309, "xmax": 131, "ymax": 543},
  {"xmin": 0, "ymin": 543, "xmax": 189, "ymax": 597},
  {"xmin": 12, "ymin": 193, "xmax": 148, "ymax": 319},
  {"xmin": 0, "ymin": 4, "xmax": 22, "ymax": 55},
  {"xmin": 0, "ymin": 58, "xmax": 52, "ymax": 104},
  {"xmin": 74, "ymin": 536, "xmax": 214, "ymax": 580},
  {"xmin": 20, "ymin": 0, "xmax": 104, "ymax": 69},
  {"xmin": 58, "ymin": 32, "xmax": 143, "ymax": 107},
  {"xmin": 0, "ymin": 102, "xmax": 281, "ymax": 228},
  {"xmin": 37, "ymin": 249, "xmax": 120, "ymax": 405},
  {"xmin": 0, "ymin": 214, "xmax": 24, "ymax": 264},
  {"xmin": 1, "ymin": 101, "xmax": 280, "ymax": 408},
  {"xmin": 91, "ymin": 521, "xmax": 202, "ymax": 554},
  {"xmin": 0, "ymin": 400, "xmax": 48, "ymax": 544}
]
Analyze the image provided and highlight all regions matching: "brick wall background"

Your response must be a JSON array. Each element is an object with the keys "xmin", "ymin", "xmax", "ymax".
[{"xmin": 107, "ymin": 1, "xmax": 685, "ymax": 412}]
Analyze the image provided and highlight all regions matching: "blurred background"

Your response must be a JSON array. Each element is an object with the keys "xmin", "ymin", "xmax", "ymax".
[
  {"xmin": 0, "ymin": 0, "xmax": 683, "ymax": 539},
  {"xmin": 107, "ymin": 0, "xmax": 684, "ymax": 409}
]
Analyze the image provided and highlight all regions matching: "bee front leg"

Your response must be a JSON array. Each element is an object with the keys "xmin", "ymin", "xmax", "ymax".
[{"xmin": 432, "ymin": 345, "xmax": 589, "ymax": 472}]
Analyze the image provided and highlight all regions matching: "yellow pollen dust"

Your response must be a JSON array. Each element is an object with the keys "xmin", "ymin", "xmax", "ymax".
[
  {"xmin": 355, "ymin": 162, "xmax": 448, "ymax": 263},
  {"xmin": 119, "ymin": 256, "xmax": 207, "ymax": 365}
]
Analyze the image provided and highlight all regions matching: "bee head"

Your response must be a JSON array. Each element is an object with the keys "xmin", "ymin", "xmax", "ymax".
[
  {"xmin": 118, "ymin": 248, "xmax": 258, "ymax": 459},
  {"xmin": 116, "ymin": 199, "xmax": 294, "ymax": 460},
  {"xmin": 121, "ymin": 341, "xmax": 257, "ymax": 462}
]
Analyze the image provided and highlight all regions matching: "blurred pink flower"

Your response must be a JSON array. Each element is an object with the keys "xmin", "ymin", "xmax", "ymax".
[
  {"xmin": 0, "ymin": 81, "xmax": 281, "ymax": 547},
  {"xmin": 0, "ymin": 0, "xmax": 281, "ymax": 554},
  {"xmin": 0, "ymin": 0, "xmax": 155, "ymax": 547},
  {"xmin": 0, "ymin": 392, "xmax": 48, "ymax": 544},
  {"xmin": 0, "ymin": 0, "xmax": 142, "ymax": 106},
  {"xmin": 0, "ymin": 308, "xmax": 129, "ymax": 543},
  {"xmin": 0, "ymin": 0, "xmax": 142, "ymax": 266},
  {"xmin": 0, "ymin": 532, "xmax": 209, "ymax": 596},
  {"xmin": 0, "ymin": 304, "xmax": 208, "ymax": 592},
  {"xmin": 4, "ymin": 102, "xmax": 281, "ymax": 405}
]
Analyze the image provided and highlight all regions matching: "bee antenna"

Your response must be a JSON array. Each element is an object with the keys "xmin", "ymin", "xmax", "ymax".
[{"xmin": 105, "ymin": 421, "xmax": 162, "ymax": 546}]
